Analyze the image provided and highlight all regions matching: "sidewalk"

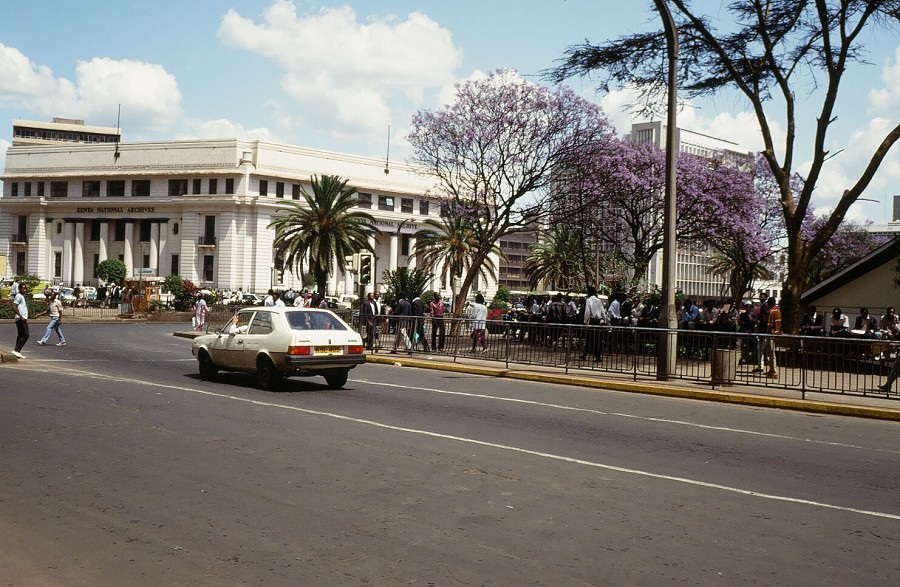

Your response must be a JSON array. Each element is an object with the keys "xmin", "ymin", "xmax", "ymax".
[{"xmin": 365, "ymin": 351, "xmax": 900, "ymax": 422}]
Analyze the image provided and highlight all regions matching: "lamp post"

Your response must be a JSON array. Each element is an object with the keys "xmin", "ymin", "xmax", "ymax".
[{"xmin": 654, "ymin": 0, "xmax": 679, "ymax": 381}]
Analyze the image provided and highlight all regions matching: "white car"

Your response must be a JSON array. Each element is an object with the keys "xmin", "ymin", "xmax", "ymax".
[{"xmin": 191, "ymin": 307, "xmax": 366, "ymax": 390}]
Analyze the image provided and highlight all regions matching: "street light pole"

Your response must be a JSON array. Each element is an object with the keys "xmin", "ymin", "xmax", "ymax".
[{"xmin": 655, "ymin": 0, "xmax": 679, "ymax": 381}]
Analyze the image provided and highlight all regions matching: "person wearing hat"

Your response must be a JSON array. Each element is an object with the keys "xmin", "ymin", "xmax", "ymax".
[{"xmin": 827, "ymin": 308, "xmax": 849, "ymax": 337}]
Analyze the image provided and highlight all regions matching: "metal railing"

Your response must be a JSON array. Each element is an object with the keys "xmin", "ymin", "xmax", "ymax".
[{"xmin": 349, "ymin": 315, "xmax": 899, "ymax": 401}]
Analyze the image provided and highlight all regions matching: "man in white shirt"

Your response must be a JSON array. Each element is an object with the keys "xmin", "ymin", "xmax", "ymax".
[
  {"xmin": 11, "ymin": 284, "xmax": 29, "ymax": 358},
  {"xmin": 581, "ymin": 285, "xmax": 607, "ymax": 362}
]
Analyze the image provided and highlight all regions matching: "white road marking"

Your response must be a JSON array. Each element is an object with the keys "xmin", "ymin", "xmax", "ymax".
[
  {"xmin": 11, "ymin": 363, "xmax": 900, "ymax": 522},
  {"xmin": 354, "ymin": 378, "xmax": 900, "ymax": 455}
]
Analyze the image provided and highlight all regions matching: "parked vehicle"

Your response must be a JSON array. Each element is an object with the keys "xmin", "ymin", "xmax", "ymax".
[
  {"xmin": 227, "ymin": 293, "xmax": 264, "ymax": 306},
  {"xmin": 191, "ymin": 307, "xmax": 366, "ymax": 390}
]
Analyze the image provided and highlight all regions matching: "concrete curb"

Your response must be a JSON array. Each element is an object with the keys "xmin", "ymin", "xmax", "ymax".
[{"xmin": 365, "ymin": 355, "xmax": 900, "ymax": 422}]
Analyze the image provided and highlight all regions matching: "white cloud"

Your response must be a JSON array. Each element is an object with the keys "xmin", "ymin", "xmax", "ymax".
[
  {"xmin": 174, "ymin": 118, "xmax": 275, "ymax": 142},
  {"xmin": 0, "ymin": 43, "xmax": 182, "ymax": 135},
  {"xmin": 869, "ymin": 45, "xmax": 900, "ymax": 112},
  {"xmin": 217, "ymin": 2, "xmax": 462, "ymax": 136}
]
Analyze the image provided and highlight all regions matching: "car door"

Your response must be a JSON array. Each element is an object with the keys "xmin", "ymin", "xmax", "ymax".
[
  {"xmin": 209, "ymin": 311, "xmax": 253, "ymax": 369},
  {"xmin": 240, "ymin": 310, "xmax": 276, "ymax": 368}
]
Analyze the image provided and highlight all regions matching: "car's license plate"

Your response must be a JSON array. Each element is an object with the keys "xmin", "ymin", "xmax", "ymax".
[{"xmin": 315, "ymin": 346, "xmax": 343, "ymax": 355}]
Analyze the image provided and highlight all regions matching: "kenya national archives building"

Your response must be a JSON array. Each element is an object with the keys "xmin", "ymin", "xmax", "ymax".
[{"xmin": 0, "ymin": 119, "xmax": 492, "ymax": 298}]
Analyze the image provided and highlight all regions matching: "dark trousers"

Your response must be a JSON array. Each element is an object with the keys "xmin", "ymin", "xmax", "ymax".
[
  {"xmin": 363, "ymin": 320, "xmax": 376, "ymax": 349},
  {"xmin": 431, "ymin": 317, "xmax": 445, "ymax": 350},
  {"xmin": 14, "ymin": 319, "xmax": 29, "ymax": 351},
  {"xmin": 582, "ymin": 318, "xmax": 602, "ymax": 359}
]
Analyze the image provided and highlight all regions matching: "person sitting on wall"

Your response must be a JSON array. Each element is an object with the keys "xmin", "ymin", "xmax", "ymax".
[
  {"xmin": 851, "ymin": 307, "xmax": 881, "ymax": 339},
  {"xmin": 799, "ymin": 305, "xmax": 825, "ymax": 337},
  {"xmin": 879, "ymin": 307, "xmax": 900, "ymax": 341},
  {"xmin": 827, "ymin": 308, "xmax": 850, "ymax": 337}
]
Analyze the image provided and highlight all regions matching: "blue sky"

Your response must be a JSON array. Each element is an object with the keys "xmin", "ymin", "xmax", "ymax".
[{"xmin": 1, "ymin": 0, "xmax": 898, "ymax": 221}]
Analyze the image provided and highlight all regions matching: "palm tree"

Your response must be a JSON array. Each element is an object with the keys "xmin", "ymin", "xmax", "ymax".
[
  {"xmin": 522, "ymin": 226, "xmax": 587, "ymax": 291},
  {"xmin": 268, "ymin": 175, "xmax": 377, "ymax": 296},
  {"xmin": 707, "ymin": 252, "xmax": 772, "ymax": 306},
  {"xmin": 413, "ymin": 215, "xmax": 503, "ymax": 301}
]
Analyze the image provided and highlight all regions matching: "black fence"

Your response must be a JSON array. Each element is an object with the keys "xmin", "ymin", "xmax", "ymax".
[
  {"xmin": 194, "ymin": 305, "xmax": 899, "ymax": 401},
  {"xmin": 347, "ymin": 314, "xmax": 899, "ymax": 401}
]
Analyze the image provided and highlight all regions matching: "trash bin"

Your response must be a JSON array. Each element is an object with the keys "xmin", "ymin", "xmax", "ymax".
[{"xmin": 712, "ymin": 349, "xmax": 739, "ymax": 385}]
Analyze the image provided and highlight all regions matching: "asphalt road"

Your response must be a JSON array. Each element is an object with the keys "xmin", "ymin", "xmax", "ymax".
[{"xmin": 1, "ymin": 323, "xmax": 898, "ymax": 586}]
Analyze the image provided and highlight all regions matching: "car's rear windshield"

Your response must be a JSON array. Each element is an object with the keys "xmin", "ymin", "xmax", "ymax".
[{"xmin": 285, "ymin": 310, "xmax": 349, "ymax": 331}]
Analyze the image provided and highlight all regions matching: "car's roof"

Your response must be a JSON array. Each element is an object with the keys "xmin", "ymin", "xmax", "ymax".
[{"xmin": 237, "ymin": 306, "xmax": 334, "ymax": 314}]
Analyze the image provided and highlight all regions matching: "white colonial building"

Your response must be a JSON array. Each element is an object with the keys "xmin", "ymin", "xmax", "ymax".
[{"xmin": 1, "ymin": 121, "xmax": 497, "ymax": 298}]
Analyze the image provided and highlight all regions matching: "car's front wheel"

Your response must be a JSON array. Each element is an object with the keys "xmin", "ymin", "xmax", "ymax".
[
  {"xmin": 324, "ymin": 369, "xmax": 349, "ymax": 389},
  {"xmin": 198, "ymin": 351, "xmax": 217, "ymax": 381},
  {"xmin": 255, "ymin": 356, "xmax": 282, "ymax": 390}
]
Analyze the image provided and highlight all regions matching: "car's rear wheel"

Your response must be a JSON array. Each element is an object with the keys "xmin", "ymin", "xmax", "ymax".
[
  {"xmin": 198, "ymin": 351, "xmax": 217, "ymax": 381},
  {"xmin": 256, "ymin": 356, "xmax": 282, "ymax": 390},
  {"xmin": 324, "ymin": 369, "xmax": 349, "ymax": 389}
]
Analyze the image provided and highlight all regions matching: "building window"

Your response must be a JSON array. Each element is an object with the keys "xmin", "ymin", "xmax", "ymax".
[
  {"xmin": 225, "ymin": 178, "xmax": 235, "ymax": 194},
  {"xmin": 169, "ymin": 179, "xmax": 188, "ymax": 196},
  {"xmin": 401, "ymin": 198, "xmax": 414, "ymax": 214},
  {"xmin": 37, "ymin": 182, "xmax": 45, "ymax": 197},
  {"xmin": 54, "ymin": 252, "xmax": 62, "ymax": 279},
  {"xmin": 114, "ymin": 220, "xmax": 125, "ymax": 241},
  {"xmin": 203, "ymin": 255, "xmax": 214, "ymax": 282},
  {"xmin": 209, "ymin": 178, "xmax": 218, "ymax": 195},
  {"xmin": 378, "ymin": 195, "xmax": 394, "ymax": 211},
  {"xmin": 401, "ymin": 235, "xmax": 411, "ymax": 256},
  {"xmin": 192, "ymin": 179, "xmax": 202, "ymax": 194},
  {"xmin": 139, "ymin": 219, "xmax": 152, "ymax": 242},
  {"xmin": 276, "ymin": 182, "xmax": 284, "ymax": 198},
  {"xmin": 90, "ymin": 220, "xmax": 101, "ymax": 241},
  {"xmin": 292, "ymin": 184, "xmax": 301, "ymax": 200},
  {"xmin": 204, "ymin": 215, "xmax": 216, "ymax": 238},
  {"xmin": 132, "ymin": 180, "xmax": 151, "ymax": 197},
  {"xmin": 24, "ymin": 183, "xmax": 31, "ymax": 197},
  {"xmin": 259, "ymin": 180, "xmax": 268, "ymax": 196},
  {"xmin": 419, "ymin": 200, "xmax": 429, "ymax": 215},
  {"xmin": 93, "ymin": 254, "xmax": 99, "ymax": 278},
  {"xmin": 82, "ymin": 180, "xmax": 101, "ymax": 198},
  {"xmin": 51, "ymin": 181, "xmax": 68, "ymax": 198},
  {"xmin": 171, "ymin": 254, "xmax": 179, "ymax": 276},
  {"xmin": 10, "ymin": 182, "xmax": 17, "ymax": 197},
  {"xmin": 107, "ymin": 180, "xmax": 125, "ymax": 198},
  {"xmin": 15, "ymin": 251, "xmax": 25, "ymax": 276},
  {"xmin": 357, "ymin": 193, "xmax": 372, "ymax": 208}
]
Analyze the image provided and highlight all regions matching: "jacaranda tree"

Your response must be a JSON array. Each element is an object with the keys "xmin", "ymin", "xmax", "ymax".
[
  {"xmin": 408, "ymin": 68, "xmax": 617, "ymax": 315},
  {"xmin": 546, "ymin": 0, "xmax": 900, "ymax": 332}
]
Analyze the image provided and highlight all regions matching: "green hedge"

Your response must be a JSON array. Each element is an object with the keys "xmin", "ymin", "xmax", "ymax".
[{"xmin": 0, "ymin": 299, "xmax": 47, "ymax": 319}]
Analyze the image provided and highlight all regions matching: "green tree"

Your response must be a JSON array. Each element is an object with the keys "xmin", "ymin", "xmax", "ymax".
[
  {"xmin": 96, "ymin": 259, "xmax": 127, "ymax": 284},
  {"xmin": 413, "ymin": 213, "xmax": 503, "ymax": 306},
  {"xmin": 381, "ymin": 267, "xmax": 433, "ymax": 303},
  {"xmin": 522, "ymin": 226, "xmax": 591, "ymax": 292},
  {"xmin": 268, "ymin": 175, "xmax": 377, "ymax": 297},
  {"xmin": 545, "ymin": 0, "xmax": 900, "ymax": 332}
]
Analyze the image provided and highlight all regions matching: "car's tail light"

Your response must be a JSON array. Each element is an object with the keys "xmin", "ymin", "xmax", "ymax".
[
  {"xmin": 287, "ymin": 346, "xmax": 312, "ymax": 355},
  {"xmin": 347, "ymin": 345, "xmax": 364, "ymax": 354}
]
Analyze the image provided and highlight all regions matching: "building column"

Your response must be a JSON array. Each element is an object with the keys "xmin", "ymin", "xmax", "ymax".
[
  {"xmin": 73, "ymin": 222, "xmax": 85, "ymax": 285},
  {"xmin": 407, "ymin": 236, "xmax": 416, "ymax": 270},
  {"xmin": 98, "ymin": 221, "xmax": 109, "ymax": 262},
  {"xmin": 62, "ymin": 222, "xmax": 74, "ymax": 285},
  {"xmin": 158, "ymin": 222, "xmax": 169, "ymax": 276},
  {"xmin": 123, "ymin": 221, "xmax": 134, "ymax": 278},
  {"xmin": 389, "ymin": 234, "xmax": 399, "ymax": 273},
  {"xmin": 150, "ymin": 222, "xmax": 160, "ymax": 275}
]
